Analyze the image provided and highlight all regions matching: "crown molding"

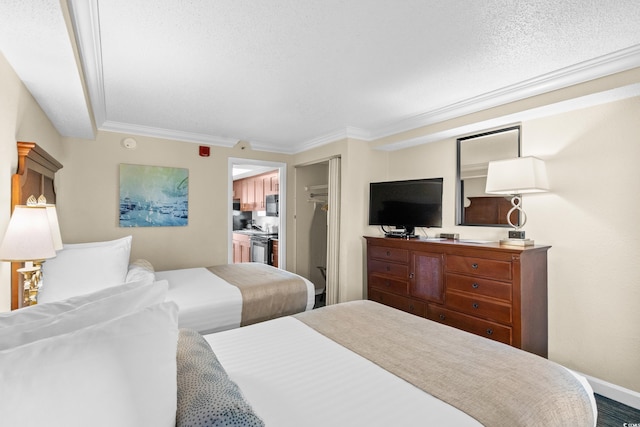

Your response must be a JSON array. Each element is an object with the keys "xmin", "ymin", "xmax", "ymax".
[
  {"xmin": 68, "ymin": 0, "xmax": 106, "ymax": 128},
  {"xmin": 101, "ymin": 121, "xmax": 240, "ymax": 147},
  {"xmin": 69, "ymin": 0, "xmax": 640, "ymax": 154},
  {"xmin": 374, "ymin": 82, "xmax": 640, "ymax": 151},
  {"xmin": 369, "ymin": 44, "xmax": 640, "ymax": 142}
]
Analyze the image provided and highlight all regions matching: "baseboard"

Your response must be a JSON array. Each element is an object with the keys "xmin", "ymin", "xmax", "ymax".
[{"xmin": 582, "ymin": 373, "xmax": 640, "ymax": 410}]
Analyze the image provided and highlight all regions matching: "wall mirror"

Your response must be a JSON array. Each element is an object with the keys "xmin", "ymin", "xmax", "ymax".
[{"xmin": 456, "ymin": 126, "xmax": 521, "ymax": 226}]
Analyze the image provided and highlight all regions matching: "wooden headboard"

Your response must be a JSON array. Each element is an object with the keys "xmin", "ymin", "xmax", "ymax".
[{"xmin": 10, "ymin": 142, "xmax": 63, "ymax": 310}]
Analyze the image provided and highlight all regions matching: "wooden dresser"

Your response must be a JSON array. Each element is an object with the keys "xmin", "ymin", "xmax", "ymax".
[{"xmin": 365, "ymin": 236, "xmax": 550, "ymax": 357}]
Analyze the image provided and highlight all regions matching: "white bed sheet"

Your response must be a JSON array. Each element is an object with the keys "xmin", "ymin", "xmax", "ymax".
[
  {"xmin": 205, "ymin": 316, "xmax": 483, "ymax": 427},
  {"xmin": 155, "ymin": 267, "xmax": 315, "ymax": 334}
]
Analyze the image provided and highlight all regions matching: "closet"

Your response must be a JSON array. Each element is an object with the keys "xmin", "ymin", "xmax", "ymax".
[{"xmin": 295, "ymin": 162, "xmax": 328, "ymax": 305}]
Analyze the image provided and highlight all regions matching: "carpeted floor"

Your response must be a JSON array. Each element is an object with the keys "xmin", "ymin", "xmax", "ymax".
[{"xmin": 595, "ymin": 394, "xmax": 640, "ymax": 426}]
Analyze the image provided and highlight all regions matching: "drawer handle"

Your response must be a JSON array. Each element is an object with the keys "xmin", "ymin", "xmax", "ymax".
[
  {"xmin": 486, "ymin": 328, "xmax": 493, "ymax": 336},
  {"xmin": 439, "ymin": 314, "xmax": 446, "ymax": 321},
  {"xmin": 472, "ymin": 302, "xmax": 480, "ymax": 309},
  {"xmin": 385, "ymin": 280, "xmax": 391, "ymax": 287},
  {"xmin": 409, "ymin": 304, "xmax": 414, "ymax": 311},
  {"xmin": 386, "ymin": 251, "xmax": 391, "ymax": 256},
  {"xmin": 472, "ymin": 282, "xmax": 479, "ymax": 289},
  {"xmin": 471, "ymin": 263, "xmax": 479, "ymax": 269},
  {"xmin": 409, "ymin": 273, "xmax": 415, "ymax": 279},
  {"xmin": 386, "ymin": 265, "xmax": 391, "ymax": 271}
]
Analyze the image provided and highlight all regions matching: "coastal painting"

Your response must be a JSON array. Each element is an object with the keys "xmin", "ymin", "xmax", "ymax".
[{"xmin": 119, "ymin": 164, "xmax": 189, "ymax": 227}]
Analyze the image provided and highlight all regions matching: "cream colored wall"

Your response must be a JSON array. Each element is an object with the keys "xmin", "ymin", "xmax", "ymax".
[
  {"xmin": 382, "ymin": 96, "xmax": 640, "ymax": 393},
  {"xmin": 58, "ymin": 132, "xmax": 291, "ymax": 271},
  {"xmin": 0, "ymin": 52, "xmax": 65, "ymax": 312}
]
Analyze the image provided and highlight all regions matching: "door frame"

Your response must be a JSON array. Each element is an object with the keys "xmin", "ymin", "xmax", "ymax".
[{"xmin": 228, "ymin": 157, "xmax": 287, "ymax": 269}]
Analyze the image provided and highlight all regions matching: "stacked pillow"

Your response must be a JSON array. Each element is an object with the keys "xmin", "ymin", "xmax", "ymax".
[
  {"xmin": 0, "ymin": 280, "xmax": 178, "ymax": 427},
  {"xmin": 38, "ymin": 236, "xmax": 134, "ymax": 303}
]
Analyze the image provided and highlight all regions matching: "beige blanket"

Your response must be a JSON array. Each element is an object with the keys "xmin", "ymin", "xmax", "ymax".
[
  {"xmin": 208, "ymin": 264, "xmax": 308, "ymax": 326},
  {"xmin": 295, "ymin": 301, "xmax": 594, "ymax": 427}
]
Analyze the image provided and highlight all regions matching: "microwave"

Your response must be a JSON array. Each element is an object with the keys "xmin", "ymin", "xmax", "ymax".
[{"xmin": 266, "ymin": 194, "xmax": 279, "ymax": 217}]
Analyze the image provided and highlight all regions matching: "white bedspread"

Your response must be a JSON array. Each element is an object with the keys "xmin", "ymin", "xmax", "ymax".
[
  {"xmin": 205, "ymin": 316, "xmax": 483, "ymax": 427},
  {"xmin": 155, "ymin": 267, "xmax": 314, "ymax": 334}
]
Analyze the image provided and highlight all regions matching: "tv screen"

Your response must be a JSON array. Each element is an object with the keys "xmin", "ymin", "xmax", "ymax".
[{"xmin": 369, "ymin": 178, "xmax": 443, "ymax": 235}]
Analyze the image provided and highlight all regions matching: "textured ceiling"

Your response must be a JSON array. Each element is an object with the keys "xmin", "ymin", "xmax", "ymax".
[{"xmin": 1, "ymin": 1, "xmax": 640, "ymax": 153}]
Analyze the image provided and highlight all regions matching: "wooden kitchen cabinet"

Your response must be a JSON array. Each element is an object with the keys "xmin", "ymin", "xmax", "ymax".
[
  {"xmin": 365, "ymin": 236, "xmax": 550, "ymax": 357},
  {"xmin": 233, "ymin": 170, "xmax": 279, "ymax": 212},
  {"xmin": 271, "ymin": 239, "xmax": 279, "ymax": 267},
  {"xmin": 233, "ymin": 233, "xmax": 251, "ymax": 263}
]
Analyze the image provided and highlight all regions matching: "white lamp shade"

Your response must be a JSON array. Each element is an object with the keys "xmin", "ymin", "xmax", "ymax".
[
  {"xmin": 0, "ymin": 206, "xmax": 57, "ymax": 261},
  {"xmin": 45, "ymin": 205, "xmax": 63, "ymax": 251},
  {"xmin": 485, "ymin": 156, "xmax": 550, "ymax": 195}
]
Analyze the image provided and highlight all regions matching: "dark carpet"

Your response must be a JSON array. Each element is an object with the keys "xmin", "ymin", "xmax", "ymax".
[{"xmin": 596, "ymin": 393, "xmax": 640, "ymax": 426}]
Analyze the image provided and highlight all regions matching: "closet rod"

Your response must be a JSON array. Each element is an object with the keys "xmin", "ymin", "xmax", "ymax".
[{"xmin": 304, "ymin": 184, "xmax": 328, "ymax": 191}]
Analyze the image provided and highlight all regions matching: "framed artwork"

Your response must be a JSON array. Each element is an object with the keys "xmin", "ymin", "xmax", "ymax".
[{"xmin": 119, "ymin": 164, "xmax": 189, "ymax": 227}]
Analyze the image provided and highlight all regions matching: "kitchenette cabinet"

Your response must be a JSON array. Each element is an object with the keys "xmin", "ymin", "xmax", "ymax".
[
  {"xmin": 271, "ymin": 239, "xmax": 279, "ymax": 267},
  {"xmin": 232, "ymin": 233, "xmax": 251, "ymax": 263},
  {"xmin": 233, "ymin": 171, "xmax": 279, "ymax": 212}
]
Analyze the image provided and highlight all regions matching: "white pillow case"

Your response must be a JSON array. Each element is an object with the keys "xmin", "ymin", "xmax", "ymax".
[
  {"xmin": 0, "ymin": 279, "xmax": 159, "ymax": 329},
  {"xmin": 38, "ymin": 236, "xmax": 132, "ymax": 303},
  {"xmin": 0, "ymin": 302, "xmax": 179, "ymax": 427},
  {"xmin": 0, "ymin": 280, "xmax": 169, "ymax": 350},
  {"xmin": 125, "ymin": 259, "xmax": 156, "ymax": 285}
]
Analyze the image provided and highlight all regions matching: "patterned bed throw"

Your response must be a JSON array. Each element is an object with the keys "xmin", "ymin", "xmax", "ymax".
[
  {"xmin": 175, "ymin": 329, "xmax": 264, "ymax": 427},
  {"xmin": 295, "ymin": 300, "xmax": 595, "ymax": 427},
  {"xmin": 208, "ymin": 263, "xmax": 307, "ymax": 326}
]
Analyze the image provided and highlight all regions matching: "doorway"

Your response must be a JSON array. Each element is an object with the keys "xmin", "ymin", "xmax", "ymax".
[
  {"xmin": 295, "ymin": 156, "xmax": 340, "ymax": 306},
  {"xmin": 228, "ymin": 158, "xmax": 287, "ymax": 268}
]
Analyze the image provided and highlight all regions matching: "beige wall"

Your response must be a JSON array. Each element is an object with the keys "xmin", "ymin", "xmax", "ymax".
[
  {"xmin": 57, "ymin": 132, "xmax": 292, "ymax": 272},
  {"xmin": 379, "ymin": 96, "xmax": 640, "ymax": 393},
  {"xmin": 0, "ymin": 52, "xmax": 65, "ymax": 311}
]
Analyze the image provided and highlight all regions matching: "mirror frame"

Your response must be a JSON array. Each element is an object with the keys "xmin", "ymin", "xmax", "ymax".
[{"xmin": 455, "ymin": 125, "xmax": 521, "ymax": 227}]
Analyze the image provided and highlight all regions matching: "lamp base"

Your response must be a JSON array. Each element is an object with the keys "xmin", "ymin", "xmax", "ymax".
[
  {"xmin": 500, "ymin": 238, "xmax": 535, "ymax": 247},
  {"xmin": 18, "ymin": 262, "xmax": 41, "ymax": 306}
]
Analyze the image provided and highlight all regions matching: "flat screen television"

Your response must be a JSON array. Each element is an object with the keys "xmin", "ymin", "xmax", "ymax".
[{"xmin": 368, "ymin": 178, "xmax": 443, "ymax": 237}]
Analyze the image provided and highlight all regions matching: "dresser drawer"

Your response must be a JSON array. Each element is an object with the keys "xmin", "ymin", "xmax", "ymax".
[
  {"xmin": 368, "ymin": 259, "xmax": 409, "ymax": 279},
  {"xmin": 446, "ymin": 273, "xmax": 512, "ymax": 301},
  {"xmin": 428, "ymin": 305, "xmax": 512, "ymax": 345},
  {"xmin": 369, "ymin": 274, "xmax": 409, "ymax": 294},
  {"xmin": 368, "ymin": 245, "xmax": 410, "ymax": 263},
  {"xmin": 445, "ymin": 291, "xmax": 512, "ymax": 324},
  {"xmin": 369, "ymin": 289, "xmax": 426, "ymax": 317},
  {"xmin": 446, "ymin": 255, "xmax": 512, "ymax": 281}
]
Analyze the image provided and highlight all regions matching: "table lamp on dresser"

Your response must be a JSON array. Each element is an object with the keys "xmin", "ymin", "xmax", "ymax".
[{"xmin": 485, "ymin": 156, "xmax": 549, "ymax": 246}]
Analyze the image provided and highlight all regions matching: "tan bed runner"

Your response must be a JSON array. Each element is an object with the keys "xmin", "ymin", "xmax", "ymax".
[
  {"xmin": 295, "ymin": 300, "xmax": 594, "ymax": 427},
  {"xmin": 208, "ymin": 263, "xmax": 308, "ymax": 326}
]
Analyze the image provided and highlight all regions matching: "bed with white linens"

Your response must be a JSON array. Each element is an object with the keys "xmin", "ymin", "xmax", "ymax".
[
  {"xmin": 1, "ymin": 280, "xmax": 597, "ymax": 427},
  {"xmin": 34, "ymin": 235, "xmax": 314, "ymax": 334},
  {"xmin": 155, "ymin": 264, "xmax": 315, "ymax": 334}
]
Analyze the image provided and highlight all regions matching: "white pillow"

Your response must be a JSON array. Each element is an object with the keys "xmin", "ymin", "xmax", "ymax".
[
  {"xmin": 0, "ymin": 280, "xmax": 169, "ymax": 350},
  {"xmin": 126, "ymin": 259, "xmax": 156, "ymax": 285},
  {"xmin": 38, "ymin": 236, "xmax": 132, "ymax": 303},
  {"xmin": 0, "ymin": 279, "xmax": 158, "ymax": 329},
  {"xmin": 0, "ymin": 302, "xmax": 179, "ymax": 427}
]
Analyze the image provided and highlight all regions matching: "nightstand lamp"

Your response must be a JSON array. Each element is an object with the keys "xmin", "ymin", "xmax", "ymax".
[
  {"xmin": 0, "ymin": 197, "xmax": 62, "ymax": 306},
  {"xmin": 485, "ymin": 156, "xmax": 549, "ymax": 246}
]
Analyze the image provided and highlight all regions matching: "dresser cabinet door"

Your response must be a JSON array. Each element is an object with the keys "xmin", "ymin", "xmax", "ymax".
[{"xmin": 410, "ymin": 251, "xmax": 444, "ymax": 303}]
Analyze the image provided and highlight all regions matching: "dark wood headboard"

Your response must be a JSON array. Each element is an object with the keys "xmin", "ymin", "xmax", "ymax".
[{"xmin": 10, "ymin": 142, "xmax": 63, "ymax": 310}]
